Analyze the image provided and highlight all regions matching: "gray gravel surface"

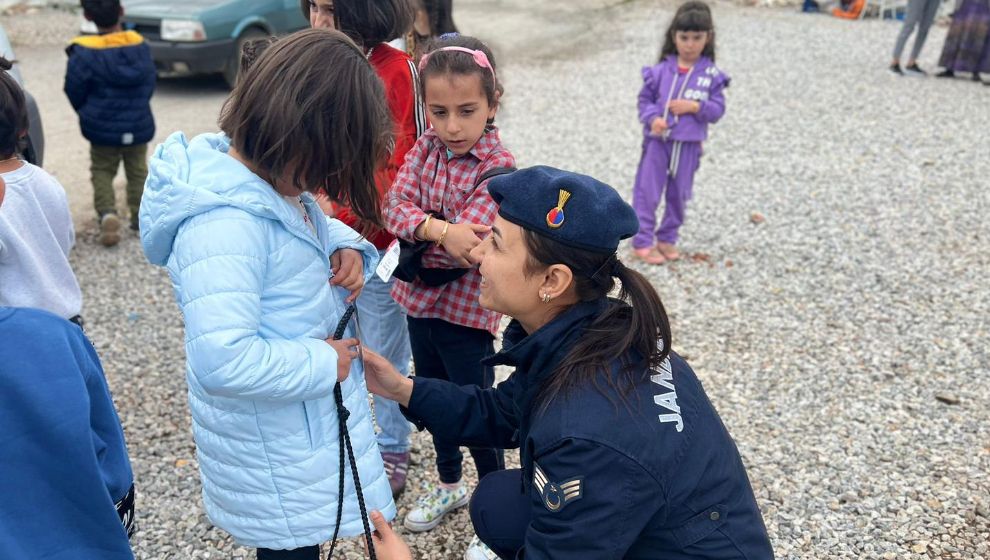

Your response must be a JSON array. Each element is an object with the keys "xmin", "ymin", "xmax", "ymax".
[{"xmin": 5, "ymin": 0, "xmax": 990, "ymax": 558}]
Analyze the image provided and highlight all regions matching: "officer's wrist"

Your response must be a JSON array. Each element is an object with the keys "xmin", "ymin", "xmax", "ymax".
[{"xmin": 396, "ymin": 377, "xmax": 414, "ymax": 408}]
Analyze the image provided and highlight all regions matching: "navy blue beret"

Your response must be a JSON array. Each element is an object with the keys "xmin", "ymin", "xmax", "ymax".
[{"xmin": 487, "ymin": 166, "xmax": 639, "ymax": 254}]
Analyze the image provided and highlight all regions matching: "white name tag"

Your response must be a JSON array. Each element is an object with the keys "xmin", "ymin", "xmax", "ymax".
[{"xmin": 376, "ymin": 240, "xmax": 401, "ymax": 282}]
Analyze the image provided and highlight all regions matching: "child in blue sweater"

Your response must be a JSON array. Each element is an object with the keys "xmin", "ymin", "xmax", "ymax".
[{"xmin": 0, "ymin": 174, "xmax": 135, "ymax": 559}]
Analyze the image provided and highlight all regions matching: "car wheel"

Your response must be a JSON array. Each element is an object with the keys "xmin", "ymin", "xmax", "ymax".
[{"xmin": 222, "ymin": 27, "xmax": 269, "ymax": 89}]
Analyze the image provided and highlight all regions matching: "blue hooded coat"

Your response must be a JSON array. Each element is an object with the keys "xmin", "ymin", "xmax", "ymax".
[{"xmin": 139, "ymin": 132, "xmax": 395, "ymax": 549}]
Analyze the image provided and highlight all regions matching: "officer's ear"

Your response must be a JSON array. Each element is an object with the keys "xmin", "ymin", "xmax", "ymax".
[{"xmin": 541, "ymin": 264, "xmax": 575, "ymax": 302}]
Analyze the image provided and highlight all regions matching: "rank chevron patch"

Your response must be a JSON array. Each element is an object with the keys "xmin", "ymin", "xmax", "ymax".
[{"xmin": 533, "ymin": 462, "xmax": 584, "ymax": 513}]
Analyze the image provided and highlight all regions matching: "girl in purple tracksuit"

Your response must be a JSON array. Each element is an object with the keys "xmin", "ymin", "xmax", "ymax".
[{"xmin": 632, "ymin": 1, "xmax": 729, "ymax": 264}]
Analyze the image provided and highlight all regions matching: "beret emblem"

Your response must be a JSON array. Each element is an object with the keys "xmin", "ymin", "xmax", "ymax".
[{"xmin": 545, "ymin": 189, "xmax": 571, "ymax": 229}]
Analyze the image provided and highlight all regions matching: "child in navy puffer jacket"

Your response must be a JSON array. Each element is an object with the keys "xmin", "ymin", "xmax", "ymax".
[{"xmin": 65, "ymin": 0, "xmax": 155, "ymax": 246}]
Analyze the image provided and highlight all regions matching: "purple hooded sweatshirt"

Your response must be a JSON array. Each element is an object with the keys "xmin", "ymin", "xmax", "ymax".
[{"xmin": 638, "ymin": 55, "xmax": 730, "ymax": 143}]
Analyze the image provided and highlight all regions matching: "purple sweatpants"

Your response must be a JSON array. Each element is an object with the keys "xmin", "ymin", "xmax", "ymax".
[{"xmin": 632, "ymin": 138, "xmax": 702, "ymax": 248}]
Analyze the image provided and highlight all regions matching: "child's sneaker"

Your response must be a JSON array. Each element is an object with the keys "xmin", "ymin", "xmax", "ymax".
[
  {"xmin": 464, "ymin": 535, "xmax": 499, "ymax": 560},
  {"xmin": 904, "ymin": 63, "xmax": 927, "ymax": 76},
  {"xmin": 100, "ymin": 213, "xmax": 121, "ymax": 247},
  {"xmin": 403, "ymin": 482, "xmax": 469, "ymax": 532},
  {"xmin": 381, "ymin": 451, "xmax": 410, "ymax": 498},
  {"xmin": 889, "ymin": 63, "xmax": 903, "ymax": 75}
]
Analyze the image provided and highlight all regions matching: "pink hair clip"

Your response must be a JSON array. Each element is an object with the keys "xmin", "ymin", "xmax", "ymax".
[{"xmin": 418, "ymin": 46, "xmax": 496, "ymax": 81}]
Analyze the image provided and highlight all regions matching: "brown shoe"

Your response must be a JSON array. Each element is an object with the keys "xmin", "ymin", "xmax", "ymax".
[
  {"xmin": 656, "ymin": 242, "xmax": 680, "ymax": 261},
  {"xmin": 100, "ymin": 213, "xmax": 121, "ymax": 247},
  {"xmin": 634, "ymin": 247, "xmax": 666, "ymax": 265}
]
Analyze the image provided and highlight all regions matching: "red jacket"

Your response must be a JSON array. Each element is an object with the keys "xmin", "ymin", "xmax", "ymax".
[{"xmin": 335, "ymin": 43, "xmax": 426, "ymax": 249}]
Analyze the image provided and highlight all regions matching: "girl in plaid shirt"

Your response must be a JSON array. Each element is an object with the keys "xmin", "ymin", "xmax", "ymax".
[{"xmin": 385, "ymin": 34, "xmax": 515, "ymax": 537}]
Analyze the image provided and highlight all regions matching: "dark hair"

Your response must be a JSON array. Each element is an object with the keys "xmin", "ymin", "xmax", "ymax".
[
  {"xmin": 522, "ymin": 230, "xmax": 672, "ymax": 409},
  {"xmin": 219, "ymin": 28, "xmax": 391, "ymax": 227},
  {"xmin": 418, "ymin": 34, "xmax": 501, "ymax": 108},
  {"xmin": 421, "ymin": 0, "xmax": 457, "ymax": 36},
  {"xmin": 0, "ymin": 57, "xmax": 27, "ymax": 159},
  {"xmin": 81, "ymin": 0, "xmax": 122, "ymax": 29},
  {"xmin": 238, "ymin": 36, "xmax": 278, "ymax": 82},
  {"xmin": 299, "ymin": 0, "xmax": 414, "ymax": 47},
  {"xmin": 659, "ymin": 1, "xmax": 716, "ymax": 63}
]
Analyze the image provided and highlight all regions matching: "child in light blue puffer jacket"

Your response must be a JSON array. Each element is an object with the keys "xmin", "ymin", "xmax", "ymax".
[{"xmin": 139, "ymin": 30, "xmax": 396, "ymax": 558}]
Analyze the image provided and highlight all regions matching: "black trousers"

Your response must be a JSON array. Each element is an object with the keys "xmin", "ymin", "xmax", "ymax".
[
  {"xmin": 407, "ymin": 316, "xmax": 504, "ymax": 483},
  {"xmin": 256, "ymin": 545, "xmax": 320, "ymax": 560},
  {"xmin": 470, "ymin": 469, "xmax": 530, "ymax": 559}
]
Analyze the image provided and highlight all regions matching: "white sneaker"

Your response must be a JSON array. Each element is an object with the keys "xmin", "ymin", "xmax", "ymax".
[
  {"xmin": 464, "ymin": 534, "xmax": 499, "ymax": 560},
  {"xmin": 403, "ymin": 482, "xmax": 469, "ymax": 532}
]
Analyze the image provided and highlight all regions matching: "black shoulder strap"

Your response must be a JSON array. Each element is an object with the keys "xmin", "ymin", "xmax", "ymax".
[{"xmin": 475, "ymin": 166, "xmax": 517, "ymax": 188}]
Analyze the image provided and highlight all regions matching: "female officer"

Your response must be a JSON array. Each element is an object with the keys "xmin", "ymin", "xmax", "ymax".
[{"xmin": 362, "ymin": 166, "xmax": 774, "ymax": 559}]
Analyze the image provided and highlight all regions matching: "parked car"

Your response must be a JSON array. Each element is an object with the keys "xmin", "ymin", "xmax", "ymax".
[
  {"xmin": 0, "ymin": 23, "xmax": 45, "ymax": 166},
  {"xmin": 81, "ymin": 0, "xmax": 309, "ymax": 88}
]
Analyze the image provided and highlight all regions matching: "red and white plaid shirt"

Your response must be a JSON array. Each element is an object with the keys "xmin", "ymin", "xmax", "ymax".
[{"xmin": 386, "ymin": 126, "xmax": 515, "ymax": 335}]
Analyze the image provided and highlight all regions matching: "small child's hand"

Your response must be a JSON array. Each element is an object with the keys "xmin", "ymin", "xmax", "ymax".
[
  {"xmin": 325, "ymin": 337, "xmax": 360, "ymax": 382},
  {"xmin": 330, "ymin": 248, "xmax": 364, "ymax": 303},
  {"xmin": 314, "ymin": 191, "xmax": 336, "ymax": 217},
  {"xmin": 441, "ymin": 222, "xmax": 491, "ymax": 266},
  {"xmin": 368, "ymin": 510, "xmax": 413, "ymax": 560},
  {"xmin": 667, "ymin": 100, "xmax": 700, "ymax": 116},
  {"xmin": 650, "ymin": 117, "xmax": 668, "ymax": 136}
]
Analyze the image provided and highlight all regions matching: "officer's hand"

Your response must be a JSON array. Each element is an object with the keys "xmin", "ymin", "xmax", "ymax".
[
  {"xmin": 326, "ymin": 337, "xmax": 360, "ymax": 382},
  {"xmin": 368, "ymin": 511, "xmax": 413, "ymax": 560},
  {"xmin": 362, "ymin": 348, "xmax": 414, "ymax": 407},
  {"xmin": 330, "ymin": 248, "xmax": 364, "ymax": 303}
]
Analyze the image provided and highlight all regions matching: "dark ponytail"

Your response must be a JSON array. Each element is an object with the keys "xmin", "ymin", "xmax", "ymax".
[
  {"xmin": 0, "ymin": 56, "xmax": 28, "ymax": 159},
  {"xmin": 522, "ymin": 230, "xmax": 672, "ymax": 409}
]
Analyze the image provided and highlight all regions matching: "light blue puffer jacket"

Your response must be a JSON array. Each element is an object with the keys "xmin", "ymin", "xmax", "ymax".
[{"xmin": 139, "ymin": 132, "xmax": 395, "ymax": 549}]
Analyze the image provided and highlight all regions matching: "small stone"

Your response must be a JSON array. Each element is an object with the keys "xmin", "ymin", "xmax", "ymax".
[
  {"xmin": 750, "ymin": 212, "xmax": 766, "ymax": 224},
  {"xmin": 935, "ymin": 393, "xmax": 961, "ymax": 405},
  {"xmin": 839, "ymin": 491, "xmax": 859, "ymax": 504},
  {"xmin": 912, "ymin": 543, "xmax": 928, "ymax": 554}
]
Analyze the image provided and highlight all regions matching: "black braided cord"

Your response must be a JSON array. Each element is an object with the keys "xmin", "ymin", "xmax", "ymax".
[{"xmin": 326, "ymin": 305, "xmax": 377, "ymax": 560}]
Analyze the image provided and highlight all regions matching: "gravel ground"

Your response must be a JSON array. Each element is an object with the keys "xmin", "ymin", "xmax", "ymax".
[{"xmin": 6, "ymin": 0, "xmax": 990, "ymax": 558}]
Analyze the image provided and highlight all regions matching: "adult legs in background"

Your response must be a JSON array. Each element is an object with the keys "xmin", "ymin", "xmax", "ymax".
[{"xmin": 357, "ymin": 260, "xmax": 413, "ymax": 497}]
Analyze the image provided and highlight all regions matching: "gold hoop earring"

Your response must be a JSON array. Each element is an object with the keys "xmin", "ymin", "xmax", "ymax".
[{"xmin": 541, "ymin": 293, "xmax": 551, "ymax": 304}]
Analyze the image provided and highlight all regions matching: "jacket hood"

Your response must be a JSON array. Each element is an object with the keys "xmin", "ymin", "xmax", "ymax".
[
  {"xmin": 140, "ymin": 132, "xmax": 307, "ymax": 265},
  {"xmin": 68, "ymin": 31, "xmax": 154, "ymax": 86}
]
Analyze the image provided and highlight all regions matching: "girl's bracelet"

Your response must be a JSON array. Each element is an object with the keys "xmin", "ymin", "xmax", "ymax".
[
  {"xmin": 436, "ymin": 221, "xmax": 450, "ymax": 247},
  {"xmin": 422, "ymin": 215, "xmax": 433, "ymax": 241}
]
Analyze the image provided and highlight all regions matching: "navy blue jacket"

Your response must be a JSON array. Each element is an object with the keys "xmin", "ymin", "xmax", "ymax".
[
  {"xmin": 0, "ymin": 307, "xmax": 134, "ymax": 559},
  {"xmin": 405, "ymin": 299, "xmax": 774, "ymax": 559},
  {"xmin": 64, "ymin": 31, "xmax": 155, "ymax": 147}
]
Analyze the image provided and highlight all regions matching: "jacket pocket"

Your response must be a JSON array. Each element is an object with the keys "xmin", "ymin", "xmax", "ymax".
[
  {"xmin": 669, "ymin": 504, "xmax": 727, "ymax": 548},
  {"xmin": 303, "ymin": 400, "xmax": 324, "ymax": 450}
]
